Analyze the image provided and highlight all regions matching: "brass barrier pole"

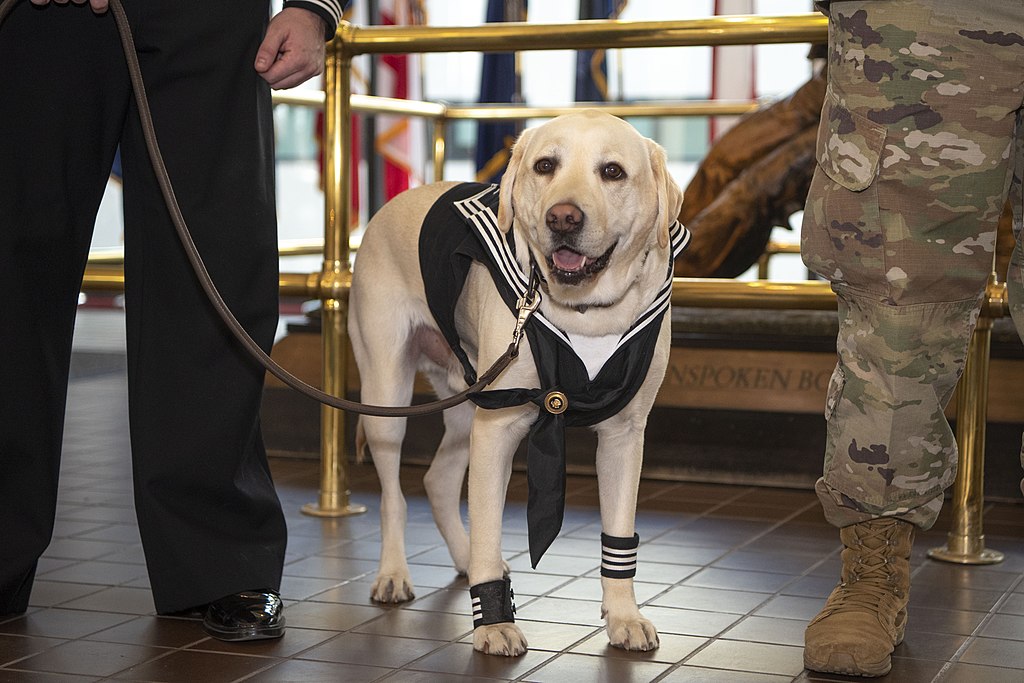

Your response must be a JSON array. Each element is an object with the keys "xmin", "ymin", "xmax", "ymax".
[
  {"xmin": 302, "ymin": 29, "xmax": 366, "ymax": 518},
  {"xmin": 928, "ymin": 276, "xmax": 1005, "ymax": 564},
  {"xmin": 346, "ymin": 14, "xmax": 827, "ymax": 54},
  {"xmin": 757, "ymin": 255, "xmax": 770, "ymax": 280},
  {"xmin": 756, "ymin": 241, "xmax": 801, "ymax": 280},
  {"xmin": 432, "ymin": 117, "xmax": 446, "ymax": 183}
]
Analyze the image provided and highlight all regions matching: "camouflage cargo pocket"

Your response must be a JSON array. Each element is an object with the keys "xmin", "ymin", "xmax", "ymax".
[{"xmin": 802, "ymin": 87, "xmax": 887, "ymax": 293}]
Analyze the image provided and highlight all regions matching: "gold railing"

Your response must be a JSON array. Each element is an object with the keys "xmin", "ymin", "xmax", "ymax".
[{"xmin": 81, "ymin": 12, "xmax": 1007, "ymax": 564}]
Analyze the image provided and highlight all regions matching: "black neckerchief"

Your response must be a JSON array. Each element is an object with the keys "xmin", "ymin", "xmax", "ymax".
[{"xmin": 419, "ymin": 182, "xmax": 690, "ymax": 567}]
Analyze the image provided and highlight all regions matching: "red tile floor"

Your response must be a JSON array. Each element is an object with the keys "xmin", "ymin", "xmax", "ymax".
[{"xmin": 2, "ymin": 310, "xmax": 1023, "ymax": 682}]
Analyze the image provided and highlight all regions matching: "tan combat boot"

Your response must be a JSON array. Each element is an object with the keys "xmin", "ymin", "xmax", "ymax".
[{"xmin": 804, "ymin": 518, "xmax": 914, "ymax": 677}]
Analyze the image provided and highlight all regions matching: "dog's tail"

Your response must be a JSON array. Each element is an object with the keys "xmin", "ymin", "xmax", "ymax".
[{"xmin": 354, "ymin": 416, "xmax": 369, "ymax": 463}]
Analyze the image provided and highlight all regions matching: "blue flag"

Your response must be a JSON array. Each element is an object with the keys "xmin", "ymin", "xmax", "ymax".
[
  {"xmin": 574, "ymin": 0, "xmax": 627, "ymax": 102},
  {"xmin": 474, "ymin": 0, "xmax": 527, "ymax": 185}
]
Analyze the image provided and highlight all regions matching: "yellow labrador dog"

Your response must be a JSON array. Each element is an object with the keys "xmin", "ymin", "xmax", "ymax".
[{"xmin": 348, "ymin": 110, "xmax": 688, "ymax": 656}]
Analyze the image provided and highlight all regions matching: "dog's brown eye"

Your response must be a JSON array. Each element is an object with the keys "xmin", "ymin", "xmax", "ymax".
[
  {"xmin": 534, "ymin": 158, "xmax": 555, "ymax": 175},
  {"xmin": 602, "ymin": 163, "xmax": 626, "ymax": 180}
]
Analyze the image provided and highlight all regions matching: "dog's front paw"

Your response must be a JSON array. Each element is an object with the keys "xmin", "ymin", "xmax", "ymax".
[
  {"xmin": 607, "ymin": 615, "xmax": 659, "ymax": 651},
  {"xmin": 473, "ymin": 623, "xmax": 528, "ymax": 656},
  {"xmin": 371, "ymin": 571, "xmax": 415, "ymax": 603}
]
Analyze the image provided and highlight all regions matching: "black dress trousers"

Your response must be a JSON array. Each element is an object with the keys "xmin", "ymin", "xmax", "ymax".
[{"xmin": 0, "ymin": 0, "xmax": 287, "ymax": 614}]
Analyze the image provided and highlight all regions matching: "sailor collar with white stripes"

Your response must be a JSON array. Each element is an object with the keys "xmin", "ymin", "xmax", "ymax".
[{"xmin": 453, "ymin": 184, "xmax": 691, "ymax": 380}]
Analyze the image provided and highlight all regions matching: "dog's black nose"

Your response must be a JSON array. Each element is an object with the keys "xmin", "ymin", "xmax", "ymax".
[{"xmin": 545, "ymin": 203, "xmax": 584, "ymax": 233}]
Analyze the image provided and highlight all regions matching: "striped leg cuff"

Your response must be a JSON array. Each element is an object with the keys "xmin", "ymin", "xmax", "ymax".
[
  {"xmin": 601, "ymin": 532, "xmax": 639, "ymax": 579},
  {"xmin": 470, "ymin": 577, "xmax": 516, "ymax": 628}
]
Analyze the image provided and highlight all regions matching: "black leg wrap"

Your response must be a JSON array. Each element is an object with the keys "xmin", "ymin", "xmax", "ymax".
[
  {"xmin": 601, "ymin": 532, "xmax": 639, "ymax": 579},
  {"xmin": 470, "ymin": 577, "xmax": 516, "ymax": 629}
]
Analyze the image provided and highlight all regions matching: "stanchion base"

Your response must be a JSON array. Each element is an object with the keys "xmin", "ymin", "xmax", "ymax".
[
  {"xmin": 927, "ymin": 545, "xmax": 1005, "ymax": 565},
  {"xmin": 301, "ymin": 502, "xmax": 368, "ymax": 518}
]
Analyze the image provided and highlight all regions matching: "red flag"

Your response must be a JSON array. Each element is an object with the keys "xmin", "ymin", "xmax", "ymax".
[{"xmin": 375, "ymin": 0, "xmax": 427, "ymax": 200}]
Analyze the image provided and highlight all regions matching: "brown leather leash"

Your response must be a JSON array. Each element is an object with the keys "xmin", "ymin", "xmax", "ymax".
[{"xmin": 0, "ymin": 0, "xmax": 537, "ymax": 417}]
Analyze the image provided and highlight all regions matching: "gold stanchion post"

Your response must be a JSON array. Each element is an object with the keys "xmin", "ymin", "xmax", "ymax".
[
  {"xmin": 431, "ymin": 117, "xmax": 446, "ymax": 183},
  {"xmin": 928, "ymin": 275, "xmax": 1003, "ymax": 564},
  {"xmin": 302, "ymin": 28, "xmax": 366, "ymax": 518}
]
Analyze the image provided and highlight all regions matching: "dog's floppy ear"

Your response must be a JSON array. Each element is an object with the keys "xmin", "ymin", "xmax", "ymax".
[
  {"xmin": 497, "ymin": 126, "xmax": 535, "ymax": 234},
  {"xmin": 647, "ymin": 138, "xmax": 683, "ymax": 249}
]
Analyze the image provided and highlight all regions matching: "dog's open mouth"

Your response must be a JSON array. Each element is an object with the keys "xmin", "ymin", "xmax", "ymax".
[{"xmin": 547, "ymin": 242, "xmax": 616, "ymax": 285}]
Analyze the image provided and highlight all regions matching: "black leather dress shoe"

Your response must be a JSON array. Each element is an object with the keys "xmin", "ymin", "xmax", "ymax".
[{"xmin": 203, "ymin": 590, "xmax": 285, "ymax": 641}]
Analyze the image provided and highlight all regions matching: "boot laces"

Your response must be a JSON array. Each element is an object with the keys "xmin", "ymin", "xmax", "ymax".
[{"xmin": 830, "ymin": 523, "xmax": 905, "ymax": 614}]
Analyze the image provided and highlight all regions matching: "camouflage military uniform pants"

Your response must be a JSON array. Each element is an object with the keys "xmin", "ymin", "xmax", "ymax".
[{"xmin": 802, "ymin": 0, "xmax": 1024, "ymax": 528}]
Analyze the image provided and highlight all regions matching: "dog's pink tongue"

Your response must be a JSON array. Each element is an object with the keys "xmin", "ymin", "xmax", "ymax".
[{"xmin": 553, "ymin": 248, "xmax": 586, "ymax": 272}]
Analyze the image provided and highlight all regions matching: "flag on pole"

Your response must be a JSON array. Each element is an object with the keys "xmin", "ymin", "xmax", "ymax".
[
  {"xmin": 710, "ymin": 0, "xmax": 756, "ymax": 141},
  {"xmin": 375, "ymin": 0, "xmax": 428, "ymax": 200},
  {"xmin": 475, "ymin": 0, "xmax": 527, "ymax": 185},
  {"xmin": 574, "ymin": 0, "xmax": 627, "ymax": 102}
]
